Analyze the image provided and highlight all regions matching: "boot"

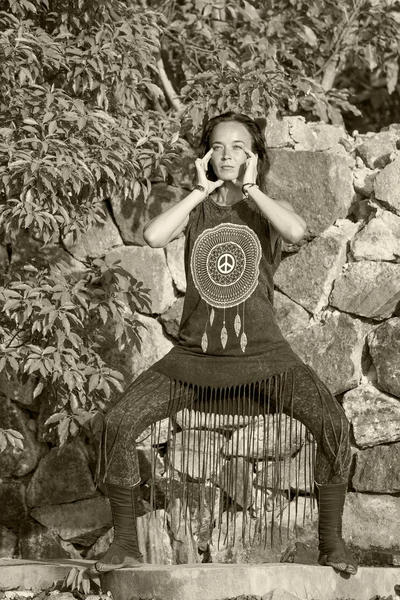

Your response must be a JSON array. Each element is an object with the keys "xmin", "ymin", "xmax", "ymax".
[
  {"xmin": 90, "ymin": 483, "xmax": 144, "ymax": 574},
  {"xmin": 315, "ymin": 481, "xmax": 358, "ymax": 575}
]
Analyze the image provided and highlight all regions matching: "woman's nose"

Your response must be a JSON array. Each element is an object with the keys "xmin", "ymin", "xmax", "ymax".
[{"xmin": 222, "ymin": 148, "xmax": 232, "ymax": 159}]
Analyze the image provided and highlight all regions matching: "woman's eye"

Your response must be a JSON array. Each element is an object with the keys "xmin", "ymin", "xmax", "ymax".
[{"xmin": 233, "ymin": 145, "xmax": 243, "ymax": 150}]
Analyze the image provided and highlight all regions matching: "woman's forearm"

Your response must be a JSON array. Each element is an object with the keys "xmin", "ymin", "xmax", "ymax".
[
  {"xmin": 143, "ymin": 189, "xmax": 206, "ymax": 248},
  {"xmin": 248, "ymin": 187, "xmax": 307, "ymax": 243}
]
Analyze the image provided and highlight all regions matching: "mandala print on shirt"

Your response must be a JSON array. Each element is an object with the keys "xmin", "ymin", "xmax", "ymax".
[{"xmin": 191, "ymin": 223, "xmax": 262, "ymax": 353}]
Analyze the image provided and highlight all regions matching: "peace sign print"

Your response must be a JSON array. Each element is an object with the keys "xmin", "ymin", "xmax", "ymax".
[
  {"xmin": 191, "ymin": 223, "xmax": 262, "ymax": 309},
  {"xmin": 217, "ymin": 252, "xmax": 235, "ymax": 275}
]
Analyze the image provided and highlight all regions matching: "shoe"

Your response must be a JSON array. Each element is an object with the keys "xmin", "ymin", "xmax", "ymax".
[{"xmin": 315, "ymin": 481, "xmax": 358, "ymax": 575}]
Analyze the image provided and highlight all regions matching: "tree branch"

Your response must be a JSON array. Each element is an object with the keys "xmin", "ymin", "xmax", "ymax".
[{"xmin": 156, "ymin": 56, "xmax": 183, "ymax": 112}]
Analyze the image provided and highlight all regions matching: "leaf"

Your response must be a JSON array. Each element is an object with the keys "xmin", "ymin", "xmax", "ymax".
[
  {"xmin": 365, "ymin": 44, "xmax": 378, "ymax": 71},
  {"xmin": 48, "ymin": 121, "xmax": 57, "ymax": 135},
  {"xmin": 234, "ymin": 314, "xmax": 241, "ymax": 337},
  {"xmin": 44, "ymin": 412, "xmax": 65, "ymax": 425},
  {"xmin": 210, "ymin": 307, "xmax": 215, "ymax": 326},
  {"xmin": 221, "ymin": 325, "xmax": 228, "ymax": 349},
  {"xmin": 240, "ymin": 332, "xmax": 247, "ymax": 353},
  {"xmin": 302, "ymin": 25, "xmax": 318, "ymax": 47},
  {"xmin": 386, "ymin": 59, "xmax": 399, "ymax": 95},
  {"xmin": 201, "ymin": 332, "xmax": 208, "ymax": 353},
  {"xmin": 81, "ymin": 577, "xmax": 91, "ymax": 595},
  {"xmin": 0, "ymin": 432, "xmax": 7, "ymax": 453},
  {"xmin": 66, "ymin": 567, "xmax": 78, "ymax": 588}
]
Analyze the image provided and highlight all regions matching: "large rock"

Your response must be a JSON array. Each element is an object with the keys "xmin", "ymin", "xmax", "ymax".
[
  {"xmin": 137, "ymin": 445, "xmax": 165, "ymax": 483},
  {"xmin": 145, "ymin": 478, "xmax": 221, "ymax": 548},
  {"xmin": 30, "ymin": 497, "xmax": 112, "ymax": 546},
  {"xmin": 343, "ymin": 492, "xmax": 400, "ymax": 551},
  {"xmin": 286, "ymin": 117, "xmax": 317, "ymax": 151},
  {"xmin": 265, "ymin": 150, "xmax": 354, "ymax": 237},
  {"xmin": 0, "ymin": 372, "xmax": 37, "ymax": 408},
  {"xmin": 353, "ymin": 443, "xmax": 400, "ymax": 493},
  {"xmin": 101, "ymin": 312, "xmax": 174, "ymax": 382},
  {"xmin": 368, "ymin": 318, "xmax": 400, "ymax": 398},
  {"xmin": 176, "ymin": 407, "xmax": 251, "ymax": 432},
  {"xmin": 356, "ymin": 131, "xmax": 398, "ymax": 169},
  {"xmin": 286, "ymin": 311, "xmax": 371, "ymax": 395},
  {"xmin": 210, "ymin": 510, "xmax": 264, "ymax": 564},
  {"xmin": 374, "ymin": 155, "xmax": 400, "ymax": 215},
  {"xmin": 130, "ymin": 313, "xmax": 174, "ymax": 378},
  {"xmin": 165, "ymin": 236, "xmax": 186, "ymax": 293},
  {"xmin": 0, "ymin": 481, "xmax": 28, "ymax": 526},
  {"xmin": 18, "ymin": 522, "xmax": 70, "ymax": 560},
  {"xmin": 167, "ymin": 498, "xmax": 201, "ymax": 564},
  {"xmin": 105, "ymin": 245, "xmax": 176, "ymax": 315},
  {"xmin": 218, "ymin": 457, "xmax": 254, "ymax": 510},
  {"xmin": 274, "ymin": 224, "xmax": 351, "ymax": 314},
  {"xmin": 110, "ymin": 183, "xmax": 186, "ymax": 245},
  {"xmin": 330, "ymin": 261, "xmax": 400, "ymax": 319},
  {"xmin": 278, "ymin": 497, "xmax": 318, "ymax": 547},
  {"xmin": 353, "ymin": 166, "xmax": 378, "ymax": 197},
  {"xmin": 263, "ymin": 589, "xmax": 303, "ymax": 600},
  {"xmin": 308, "ymin": 122, "xmax": 347, "ymax": 151},
  {"xmin": 26, "ymin": 441, "xmax": 97, "ymax": 508},
  {"xmin": 160, "ymin": 297, "xmax": 184, "ymax": 340},
  {"xmin": 0, "ymin": 525, "xmax": 17, "ymax": 558},
  {"xmin": 168, "ymin": 429, "xmax": 225, "ymax": 481},
  {"xmin": 0, "ymin": 395, "xmax": 47, "ymax": 478},
  {"xmin": 254, "ymin": 460, "xmax": 291, "ymax": 491},
  {"xmin": 137, "ymin": 509, "xmax": 173, "ymax": 565},
  {"xmin": 225, "ymin": 416, "xmax": 303, "ymax": 460},
  {"xmin": 351, "ymin": 210, "xmax": 400, "ymax": 261},
  {"xmin": 63, "ymin": 203, "xmax": 123, "ymax": 260},
  {"xmin": 264, "ymin": 110, "xmax": 291, "ymax": 148},
  {"xmin": 273, "ymin": 292, "xmax": 310, "ymax": 336},
  {"xmin": 85, "ymin": 527, "xmax": 113, "ymax": 560},
  {"xmin": 343, "ymin": 383, "xmax": 400, "ymax": 448},
  {"xmin": 289, "ymin": 443, "xmax": 314, "ymax": 493},
  {"xmin": 10, "ymin": 232, "xmax": 85, "ymax": 275}
]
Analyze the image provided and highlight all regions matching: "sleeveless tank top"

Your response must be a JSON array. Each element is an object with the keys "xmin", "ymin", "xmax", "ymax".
[{"xmin": 152, "ymin": 196, "xmax": 303, "ymax": 388}]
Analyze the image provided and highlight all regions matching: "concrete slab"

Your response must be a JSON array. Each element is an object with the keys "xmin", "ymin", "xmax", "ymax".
[
  {"xmin": 0, "ymin": 559, "xmax": 93, "ymax": 592},
  {"xmin": 1, "ymin": 559, "xmax": 400, "ymax": 600},
  {"xmin": 103, "ymin": 563, "xmax": 400, "ymax": 600}
]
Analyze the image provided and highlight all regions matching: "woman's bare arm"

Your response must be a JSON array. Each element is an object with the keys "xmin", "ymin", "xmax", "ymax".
[
  {"xmin": 143, "ymin": 149, "xmax": 224, "ymax": 248},
  {"xmin": 143, "ymin": 189, "xmax": 205, "ymax": 248}
]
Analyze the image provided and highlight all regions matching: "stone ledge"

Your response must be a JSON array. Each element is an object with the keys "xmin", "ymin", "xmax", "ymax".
[
  {"xmin": 0, "ymin": 559, "xmax": 92, "ymax": 592},
  {"xmin": 2, "ymin": 560, "xmax": 400, "ymax": 600},
  {"xmin": 103, "ymin": 563, "xmax": 400, "ymax": 600}
]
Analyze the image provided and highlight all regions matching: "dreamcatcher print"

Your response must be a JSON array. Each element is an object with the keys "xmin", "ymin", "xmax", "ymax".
[{"xmin": 190, "ymin": 223, "xmax": 262, "ymax": 353}]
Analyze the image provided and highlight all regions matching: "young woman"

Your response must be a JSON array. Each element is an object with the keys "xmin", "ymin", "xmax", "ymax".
[{"xmin": 93, "ymin": 112, "xmax": 358, "ymax": 576}]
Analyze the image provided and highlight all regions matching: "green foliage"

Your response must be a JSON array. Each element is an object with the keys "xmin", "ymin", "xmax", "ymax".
[
  {"xmin": 0, "ymin": 0, "xmax": 184, "ymax": 448},
  {"xmin": 154, "ymin": 0, "xmax": 400, "ymax": 131},
  {"xmin": 0, "ymin": 428, "xmax": 24, "ymax": 453},
  {"xmin": 0, "ymin": 0, "xmax": 399, "ymax": 451}
]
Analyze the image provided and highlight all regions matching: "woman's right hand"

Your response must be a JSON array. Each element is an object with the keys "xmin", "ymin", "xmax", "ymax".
[{"xmin": 194, "ymin": 149, "xmax": 224, "ymax": 195}]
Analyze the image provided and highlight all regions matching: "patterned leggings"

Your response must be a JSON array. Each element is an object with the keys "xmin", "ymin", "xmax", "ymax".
[{"xmin": 99, "ymin": 363, "xmax": 351, "ymax": 489}]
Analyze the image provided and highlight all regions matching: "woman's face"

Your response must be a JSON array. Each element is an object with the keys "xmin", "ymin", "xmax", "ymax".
[{"xmin": 209, "ymin": 121, "xmax": 254, "ymax": 181}]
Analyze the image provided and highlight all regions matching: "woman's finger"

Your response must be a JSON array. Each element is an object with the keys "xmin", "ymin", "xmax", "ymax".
[
  {"xmin": 202, "ymin": 148, "xmax": 214, "ymax": 163},
  {"xmin": 243, "ymin": 146, "xmax": 256, "ymax": 159}
]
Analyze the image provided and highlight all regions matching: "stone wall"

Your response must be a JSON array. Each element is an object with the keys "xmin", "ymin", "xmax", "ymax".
[{"xmin": 1, "ymin": 115, "xmax": 400, "ymax": 566}]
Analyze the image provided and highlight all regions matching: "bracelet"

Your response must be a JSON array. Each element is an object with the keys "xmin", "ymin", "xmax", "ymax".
[
  {"xmin": 242, "ymin": 182, "xmax": 259, "ymax": 194},
  {"xmin": 193, "ymin": 184, "xmax": 207, "ymax": 194}
]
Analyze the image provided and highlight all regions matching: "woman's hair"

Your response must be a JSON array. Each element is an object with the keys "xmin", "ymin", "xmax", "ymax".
[{"xmin": 198, "ymin": 111, "xmax": 269, "ymax": 190}]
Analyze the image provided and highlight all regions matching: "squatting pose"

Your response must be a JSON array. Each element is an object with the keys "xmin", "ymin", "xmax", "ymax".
[{"xmin": 92, "ymin": 112, "xmax": 358, "ymax": 576}]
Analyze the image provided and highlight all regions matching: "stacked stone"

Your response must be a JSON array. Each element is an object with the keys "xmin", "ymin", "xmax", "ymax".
[{"xmin": 1, "ymin": 115, "xmax": 400, "ymax": 567}]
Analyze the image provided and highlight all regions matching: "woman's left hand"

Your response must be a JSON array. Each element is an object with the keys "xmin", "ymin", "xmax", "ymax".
[{"xmin": 242, "ymin": 146, "xmax": 258, "ymax": 186}]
